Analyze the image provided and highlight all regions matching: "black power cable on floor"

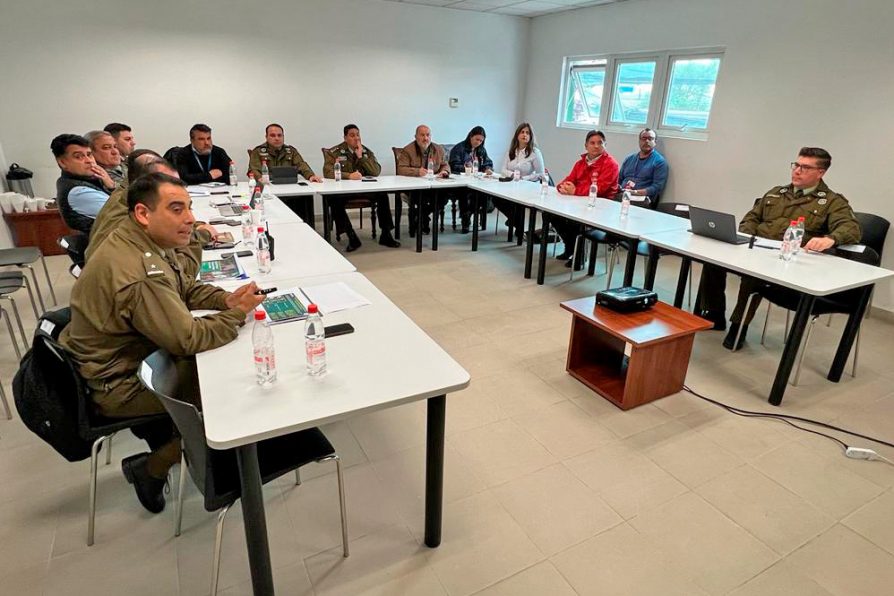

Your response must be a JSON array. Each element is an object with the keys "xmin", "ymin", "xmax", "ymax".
[{"xmin": 682, "ymin": 385, "xmax": 894, "ymax": 465}]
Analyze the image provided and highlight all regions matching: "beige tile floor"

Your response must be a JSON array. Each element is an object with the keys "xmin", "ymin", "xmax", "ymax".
[{"xmin": 1, "ymin": 214, "xmax": 893, "ymax": 595}]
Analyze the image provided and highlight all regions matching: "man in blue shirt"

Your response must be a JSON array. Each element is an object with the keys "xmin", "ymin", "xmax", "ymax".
[
  {"xmin": 618, "ymin": 128, "xmax": 668, "ymax": 203},
  {"xmin": 52, "ymin": 134, "xmax": 115, "ymax": 234}
]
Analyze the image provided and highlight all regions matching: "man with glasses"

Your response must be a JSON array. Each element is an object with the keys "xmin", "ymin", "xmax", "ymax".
[
  {"xmin": 695, "ymin": 147, "xmax": 861, "ymax": 350},
  {"xmin": 619, "ymin": 128, "xmax": 668, "ymax": 202}
]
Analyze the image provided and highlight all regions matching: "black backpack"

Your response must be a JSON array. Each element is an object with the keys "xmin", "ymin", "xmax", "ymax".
[{"xmin": 12, "ymin": 308, "xmax": 94, "ymax": 462}]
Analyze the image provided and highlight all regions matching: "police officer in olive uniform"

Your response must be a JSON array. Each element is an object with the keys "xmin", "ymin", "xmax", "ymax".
[
  {"xmin": 61, "ymin": 173, "xmax": 264, "ymax": 513},
  {"xmin": 323, "ymin": 124, "xmax": 400, "ymax": 251},
  {"xmin": 248, "ymin": 123, "xmax": 322, "ymax": 183},
  {"xmin": 695, "ymin": 147, "xmax": 862, "ymax": 350}
]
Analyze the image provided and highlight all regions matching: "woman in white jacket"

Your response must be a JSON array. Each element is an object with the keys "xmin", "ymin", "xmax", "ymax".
[{"xmin": 500, "ymin": 122, "xmax": 545, "ymax": 181}]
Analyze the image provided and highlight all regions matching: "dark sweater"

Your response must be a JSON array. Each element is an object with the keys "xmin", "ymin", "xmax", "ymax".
[{"xmin": 175, "ymin": 145, "xmax": 232, "ymax": 185}]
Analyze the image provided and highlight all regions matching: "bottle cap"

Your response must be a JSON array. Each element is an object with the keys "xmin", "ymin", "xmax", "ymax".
[
  {"xmin": 307, "ymin": 303, "xmax": 318, "ymax": 314},
  {"xmin": 242, "ymin": 205, "xmax": 250, "ymax": 211},
  {"xmin": 254, "ymin": 309, "xmax": 266, "ymax": 321},
  {"xmin": 791, "ymin": 220, "xmax": 798, "ymax": 225},
  {"xmin": 257, "ymin": 227, "xmax": 264, "ymax": 232},
  {"xmin": 798, "ymin": 216, "xmax": 805, "ymax": 221}
]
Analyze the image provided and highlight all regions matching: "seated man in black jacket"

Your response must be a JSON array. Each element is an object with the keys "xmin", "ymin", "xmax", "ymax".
[{"xmin": 175, "ymin": 123, "xmax": 232, "ymax": 185}]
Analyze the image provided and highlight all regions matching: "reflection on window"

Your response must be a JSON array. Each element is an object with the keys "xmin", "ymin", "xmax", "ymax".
[
  {"xmin": 610, "ymin": 61, "xmax": 656, "ymax": 125},
  {"xmin": 562, "ymin": 62, "xmax": 606, "ymax": 126},
  {"xmin": 662, "ymin": 57, "xmax": 721, "ymax": 130}
]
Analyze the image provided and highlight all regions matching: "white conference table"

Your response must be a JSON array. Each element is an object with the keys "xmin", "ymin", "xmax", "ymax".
[
  {"xmin": 640, "ymin": 228, "xmax": 894, "ymax": 405},
  {"xmin": 195, "ymin": 271, "xmax": 470, "ymax": 594}
]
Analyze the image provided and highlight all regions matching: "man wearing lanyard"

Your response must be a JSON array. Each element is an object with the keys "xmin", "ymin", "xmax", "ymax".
[{"xmin": 175, "ymin": 123, "xmax": 233, "ymax": 185}]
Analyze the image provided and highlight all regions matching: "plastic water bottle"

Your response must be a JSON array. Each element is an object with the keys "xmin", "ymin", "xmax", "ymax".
[
  {"xmin": 252, "ymin": 310, "xmax": 277, "ymax": 385},
  {"xmin": 228, "ymin": 161, "xmax": 237, "ymax": 188},
  {"xmin": 426, "ymin": 158, "xmax": 434, "ymax": 180},
  {"xmin": 464, "ymin": 159, "xmax": 472, "ymax": 176},
  {"xmin": 541, "ymin": 169, "xmax": 549, "ymax": 196},
  {"xmin": 258, "ymin": 184, "xmax": 273, "ymax": 222},
  {"xmin": 794, "ymin": 216, "xmax": 806, "ymax": 254},
  {"xmin": 620, "ymin": 190, "xmax": 631, "ymax": 218},
  {"xmin": 513, "ymin": 168, "xmax": 521, "ymax": 182},
  {"xmin": 780, "ymin": 220, "xmax": 797, "ymax": 261},
  {"xmin": 256, "ymin": 228, "xmax": 271, "ymax": 273},
  {"xmin": 247, "ymin": 172, "xmax": 257, "ymax": 198},
  {"xmin": 334, "ymin": 159, "xmax": 342, "ymax": 181},
  {"xmin": 587, "ymin": 179, "xmax": 597, "ymax": 208},
  {"xmin": 241, "ymin": 206, "xmax": 255, "ymax": 248},
  {"xmin": 304, "ymin": 304, "xmax": 326, "ymax": 376},
  {"xmin": 260, "ymin": 160, "xmax": 270, "ymax": 186},
  {"xmin": 472, "ymin": 155, "xmax": 480, "ymax": 178}
]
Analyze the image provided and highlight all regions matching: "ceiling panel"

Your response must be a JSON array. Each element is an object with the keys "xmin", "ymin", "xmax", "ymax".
[{"xmin": 382, "ymin": 0, "xmax": 626, "ymax": 18}]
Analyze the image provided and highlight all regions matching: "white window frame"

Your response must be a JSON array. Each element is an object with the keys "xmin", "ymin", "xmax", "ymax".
[{"xmin": 557, "ymin": 47, "xmax": 724, "ymax": 141}]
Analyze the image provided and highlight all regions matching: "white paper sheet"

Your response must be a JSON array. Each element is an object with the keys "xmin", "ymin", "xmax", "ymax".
[{"xmin": 300, "ymin": 281, "xmax": 370, "ymax": 314}]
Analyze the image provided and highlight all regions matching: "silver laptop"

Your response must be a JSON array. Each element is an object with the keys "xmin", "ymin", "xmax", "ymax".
[{"xmin": 688, "ymin": 206, "xmax": 751, "ymax": 245}]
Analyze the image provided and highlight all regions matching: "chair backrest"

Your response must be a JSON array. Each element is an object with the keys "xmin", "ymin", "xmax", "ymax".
[
  {"xmin": 391, "ymin": 146, "xmax": 402, "ymax": 172},
  {"xmin": 138, "ymin": 350, "xmax": 211, "ymax": 495},
  {"xmin": 58, "ymin": 234, "xmax": 88, "ymax": 267},
  {"xmin": 162, "ymin": 146, "xmax": 181, "ymax": 168},
  {"xmin": 836, "ymin": 245, "xmax": 880, "ymax": 267},
  {"xmin": 656, "ymin": 202, "xmax": 692, "ymax": 220},
  {"xmin": 854, "ymin": 212, "xmax": 890, "ymax": 258}
]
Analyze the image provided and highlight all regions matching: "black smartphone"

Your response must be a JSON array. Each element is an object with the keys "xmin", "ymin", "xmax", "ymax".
[
  {"xmin": 499, "ymin": 176, "xmax": 513, "ymax": 182},
  {"xmin": 235, "ymin": 250, "xmax": 253, "ymax": 257},
  {"xmin": 361, "ymin": 177, "xmax": 377, "ymax": 182},
  {"xmin": 297, "ymin": 181, "xmax": 309, "ymax": 186},
  {"xmin": 324, "ymin": 323, "xmax": 354, "ymax": 338}
]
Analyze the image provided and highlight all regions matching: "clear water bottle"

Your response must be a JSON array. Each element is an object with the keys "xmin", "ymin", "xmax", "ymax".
[
  {"xmin": 260, "ymin": 160, "xmax": 270, "ymax": 186},
  {"xmin": 541, "ymin": 169, "xmax": 549, "ymax": 196},
  {"xmin": 252, "ymin": 310, "xmax": 277, "ymax": 385},
  {"xmin": 241, "ymin": 206, "xmax": 255, "ymax": 248},
  {"xmin": 794, "ymin": 216, "xmax": 806, "ymax": 254},
  {"xmin": 426, "ymin": 158, "xmax": 434, "ymax": 180},
  {"xmin": 228, "ymin": 161, "xmax": 237, "ymax": 188},
  {"xmin": 472, "ymin": 155, "xmax": 480, "ymax": 178},
  {"xmin": 334, "ymin": 159, "xmax": 342, "ymax": 181},
  {"xmin": 256, "ymin": 228, "xmax": 271, "ymax": 273},
  {"xmin": 247, "ymin": 172, "xmax": 257, "ymax": 198},
  {"xmin": 620, "ymin": 190, "xmax": 631, "ymax": 218},
  {"xmin": 304, "ymin": 304, "xmax": 326, "ymax": 376},
  {"xmin": 258, "ymin": 184, "xmax": 273, "ymax": 222},
  {"xmin": 513, "ymin": 168, "xmax": 521, "ymax": 182},
  {"xmin": 464, "ymin": 159, "xmax": 472, "ymax": 176},
  {"xmin": 779, "ymin": 220, "xmax": 797, "ymax": 261},
  {"xmin": 587, "ymin": 179, "xmax": 597, "ymax": 208}
]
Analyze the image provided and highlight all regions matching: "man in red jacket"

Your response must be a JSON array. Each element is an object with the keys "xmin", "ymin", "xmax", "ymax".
[{"xmin": 553, "ymin": 130, "xmax": 619, "ymax": 266}]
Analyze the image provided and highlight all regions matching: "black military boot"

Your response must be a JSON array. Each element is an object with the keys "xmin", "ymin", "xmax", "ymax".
[
  {"xmin": 379, "ymin": 229, "xmax": 400, "ymax": 248},
  {"xmin": 723, "ymin": 323, "xmax": 748, "ymax": 351},
  {"xmin": 346, "ymin": 229, "xmax": 362, "ymax": 252},
  {"xmin": 121, "ymin": 453, "xmax": 166, "ymax": 514}
]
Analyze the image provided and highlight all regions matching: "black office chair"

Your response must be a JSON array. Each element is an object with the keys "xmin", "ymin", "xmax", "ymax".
[
  {"xmin": 737, "ymin": 247, "xmax": 881, "ymax": 385},
  {"xmin": 854, "ymin": 212, "xmax": 890, "ymax": 258},
  {"xmin": 58, "ymin": 233, "xmax": 88, "ymax": 270},
  {"xmin": 138, "ymin": 349, "xmax": 349, "ymax": 596},
  {"xmin": 30, "ymin": 308, "xmax": 170, "ymax": 546},
  {"xmin": 162, "ymin": 146, "xmax": 182, "ymax": 169}
]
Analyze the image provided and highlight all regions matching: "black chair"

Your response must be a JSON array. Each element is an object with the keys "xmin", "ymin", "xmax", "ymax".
[
  {"xmin": 854, "ymin": 212, "xmax": 890, "ymax": 258},
  {"xmin": 138, "ymin": 349, "xmax": 349, "ymax": 596},
  {"xmin": 162, "ymin": 146, "xmax": 181, "ymax": 169},
  {"xmin": 737, "ymin": 247, "xmax": 881, "ymax": 385},
  {"xmin": 58, "ymin": 233, "xmax": 88, "ymax": 269},
  {"xmin": 32, "ymin": 309, "xmax": 170, "ymax": 546}
]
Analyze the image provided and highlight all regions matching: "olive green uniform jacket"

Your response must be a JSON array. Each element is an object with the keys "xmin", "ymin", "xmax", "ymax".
[
  {"xmin": 323, "ymin": 142, "xmax": 382, "ymax": 179},
  {"xmin": 61, "ymin": 217, "xmax": 245, "ymax": 412},
  {"xmin": 739, "ymin": 180, "xmax": 861, "ymax": 245},
  {"xmin": 248, "ymin": 143, "xmax": 315, "ymax": 180}
]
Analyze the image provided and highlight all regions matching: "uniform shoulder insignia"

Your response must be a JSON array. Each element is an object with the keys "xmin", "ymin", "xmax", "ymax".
[
  {"xmin": 142, "ymin": 252, "xmax": 167, "ymax": 277},
  {"xmin": 816, "ymin": 191, "xmax": 826, "ymax": 197},
  {"xmin": 818, "ymin": 198, "xmax": 827, "ymax": 205},
  {"xmin": 779, "ymin": 187, "xmax": 790, "ymax": 194},
  {"xmin": 257, "ymin": 145, "xmax": 268, "ymax": 155},
  {"xmin": 328, "ymin": 145, "xmax": 340, "ymax": 154}
]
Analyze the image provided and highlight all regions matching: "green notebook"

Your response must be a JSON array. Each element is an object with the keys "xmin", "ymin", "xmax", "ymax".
[{"xmin": 199, "ymin": 254, "xmax": 242, "ymax": 282}]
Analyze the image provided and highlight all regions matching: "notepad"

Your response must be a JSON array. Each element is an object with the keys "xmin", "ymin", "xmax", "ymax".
[
  {"xmin": 199, "ymin": 254, "xmax": 244, "ymax": 282},
  {"xmin": 300, "ymin": 282, "xmax": 371, "ymax": 314}
]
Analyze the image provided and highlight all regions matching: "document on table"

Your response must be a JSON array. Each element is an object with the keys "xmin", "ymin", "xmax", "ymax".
[
  {"xmin": 753, "ymin": 237, "xmax": 782, "ymax": 249},
  {"xmin": 300, "ymin": 281, "xmax": 371, "ymax": 314},
  {"xmin": 187, "ymin": 186, "xmax": 211, "ymax": 196}
]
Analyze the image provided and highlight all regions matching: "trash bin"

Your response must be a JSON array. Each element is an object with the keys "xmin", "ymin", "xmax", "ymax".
[{"xmin": 6, "ymin": 163, "xmax": 34, "ymax": 197}]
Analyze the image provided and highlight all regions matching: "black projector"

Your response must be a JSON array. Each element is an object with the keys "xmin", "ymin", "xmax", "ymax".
[{"xmin": 595, "ymin": 286, "xmax": 658, "ymax": 312}]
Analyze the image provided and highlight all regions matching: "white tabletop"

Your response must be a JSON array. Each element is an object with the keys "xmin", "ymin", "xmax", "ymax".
[
  {"xmin": 202, "ymin": 221, "xmax": 355, "ymax": 289},
  {"xmin": 314, "ymin": 175, "xmax": 432, "ymax": 194},
  {"xmin": 642, "ymin": 228, "xmax": 894, "ymax": 296},
  {"xmin": 191, "ymin": 194, "xmax": 303, "ymax": 227},
  {"xmin": 196, "ymin": 272, "xmax": 471, "ymax": 448},
  {"xmin": 263, "ymin": 181, "xmax": 317, "ymax": 197}
]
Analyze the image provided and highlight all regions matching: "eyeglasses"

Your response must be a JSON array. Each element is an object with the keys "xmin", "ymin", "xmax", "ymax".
[{"xmin": 791, "ymin": 162, "xmax": 824, "ymax": 172}]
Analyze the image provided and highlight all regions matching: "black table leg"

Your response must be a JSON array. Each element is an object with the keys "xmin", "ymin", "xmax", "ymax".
[
  {"xmin": 425, "ymin": 395, "xmax": 446, "ymax": 548},
  {"xmin": 416, "ymin": 192, "xmax": 423, "ymax": 253},
  {"xmin": 524, "ymin": 207, "xmax": 536, "ymax": 279},
  {"xmin": 515, "ymin": 205, "xmax": 524, "ymax": 247},
  {"xmin": 769, "ymin": 293, "xmax": 816, "ymax": 406},
  {"xmin": 673, "ymin": 257, "xmax": 692, "ymax": 308},
  {"xmin": 431, "ymin": 190, "xmax": 439, "ymax": 252},
  {"xmin": 322, "ymin": 196, "xmax": 332, "ymax": 244},
  {"xmin": 828, "ymin": 284, "xmax": 873, "ymax": 382},
  {"xmin": 394, "ymin": 193, "xmax": 402, "ymax": 241},
  {"xmin": 236, "ymin": 444, "xmax": 274, "ymax": 595},
  {"xmin": 643, "ymin": 245, "xmax": 659, "ymax": 290},
  {"xmin": 622, "ymin": 238, "xmax": 638, "ymax": 286},
  {"xmin": 471, "ymin": 192, "xmax": 480, "ymax": 252},
  {"xmin": 537, "ymin": 214, "xmax": 549, "ymax": 285}
]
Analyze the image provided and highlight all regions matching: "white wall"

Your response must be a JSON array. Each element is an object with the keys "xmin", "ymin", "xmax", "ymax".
[
  {"xmin": 0, "ymin": 0, "xmax": 528, "ymax": 197},
  {"xmin": 523, "ymin": 0, "xmax": 894, "ymax": 312}
]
